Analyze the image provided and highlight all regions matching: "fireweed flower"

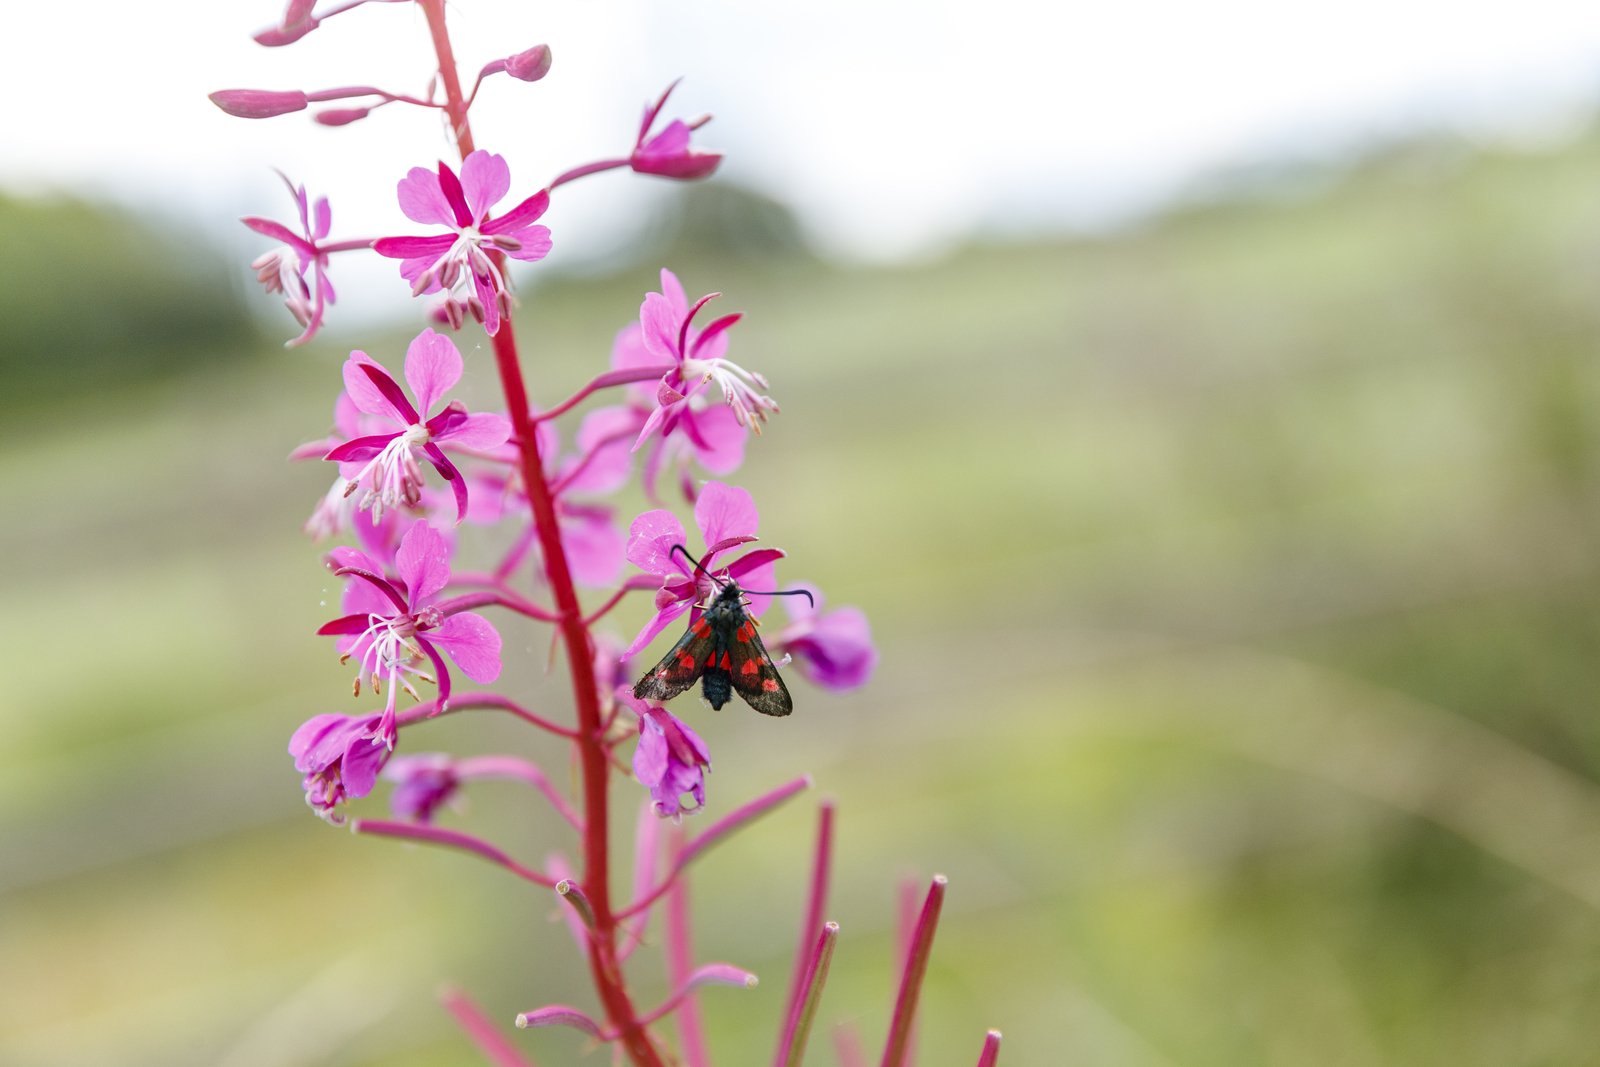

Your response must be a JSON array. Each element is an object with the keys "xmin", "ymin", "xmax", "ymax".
[
  {"xmin": 625, "ymin": 693, "xmax": 712, "ymax": 819},
  {"xmin": 623, "ymin": 481, "xmax": 784, "ymax": 657},
  {"xmin": 373, "ymin": 151, "xmax": 552, "ymax": 336},
  {"xmin": 381, "ymin": 752, "xmax": 459, "ymax": 822},
  {"xmin": 630, "ymin": 80, "xmax": 723, "ymax": 181},
  {"xmin": 632, "ymin": 269, "xmax": 778, "ymax": 446},
  {"xmin": 241, "ymin": 172, "xmax": 339, "ymax": 346},
  {"xmin": 770, "ymin": 583, "xmax": 878, "ymax": 691},
  {"xmin": 289, "ymin": 710, "xmax": 390, "ymax": 823},
  {"xmin": 318, "ymin": 519, "xmax": 503, "ymax": 747},
  {"xmin": 324, "ymin": 329, "xmax": 511, "ymax": 523}
]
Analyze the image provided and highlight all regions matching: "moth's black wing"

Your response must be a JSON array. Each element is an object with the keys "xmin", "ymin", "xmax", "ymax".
[
  {"xmin": 727, "ymin": 618, "xmax": 793, "ymax": 717},
  {"xmin": 634, "ymin": 616, "xmax": 716, "ymax": 702}
]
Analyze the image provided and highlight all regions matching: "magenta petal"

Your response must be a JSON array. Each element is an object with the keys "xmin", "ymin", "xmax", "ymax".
[
  {"xmin": 694, "ymin": 481, "xmax": 759, "ymax": 549},
  {"xmin": 396, "ymin": 166, "xmax": 456, "ymax": 227},
  {"xmin": 325, "ymin": 431, "xmax": 398, "ymax": 464},
  {"xmin": 329, "ymin": 544, "xmax": 389, "ymax": 578},
  {"xmin": 343, "ymin": 352, "xmax": 409, "ymax": 423},
  {"xmin": 429, "ymin": 611, "xmax": 503, "ymax": 683},
  {"xmin": 312, "ymin": 196, "xmax": 332, "ymax": 240},
  {"xmin": 561, "ymin": 512, "xmax": 626, "ymax": 587},
  {"xmin": 373, "ymin": 233, "xmax": 455, "ymax": 260},
  {"xmin": 341, "ymin": 735, "xmax": 389, "ymax": 798},
  {"xmin": 403, "ymin": 328, "xmax": 463, "ymax": 418},
  {"xmin": 687, "ymin": 403, "xmax": 746, "ymax": 474},
  {"xmin": 503, "ymin": 225, "xmax": 553, "ymax": 262},
  {"xmin": 425, "ymin": 443, "xmax": 470, "ymax": 523},
  {"xmin": 317, "ymin": 613, "xmax": 371, "ymax": 636},
  {"xmin": 482, "ymin": 190, "xmax": 549, "ymax": 234},
  {"xmin": 436, "ymin": 162, "xmax": 474, "ymax": 229},
  {"xmin": 459, "ymin": 150, "xmax": 511, "ymax": 221},
  {"xmin": 633, "ymin": 719, "xmax": 669, "ymax": 787},
  {"xmin": 642, "ymin": 120, "xmax": 692, "ymax": 158},
  {"xmin": 396, "ymin": 519, "xmax": 452, "ymax": 605},
  {"xmin": 241, "ymin": 216, "xmax": 311, "ymax": 249},
  {"xmin": 610, "ymin": 323, "xmax": 657, "ymax": 373},
  {"xmin": 436, "ymin": 411, "xmax": 512, "ymax": 453},
  {"xmin": 360, "ymin": 363, "xmax": 421, "ymax": 425},
  {"xmin": 659, "ymin": 269, "xmax": 687, "ymax": 318},
  {"xmin": 623, "ymin": 599, "xmax": 691, "ymax": 659},
  {"xmin": 639, "ymin": 292, "xmax": 681, "ymax": 362},
  {"xmin": 736, "ymin": 559, "xmax": 778, "ymax": 619},
  {"xmin": 473, "ymin": 269, "xmax": 501, "ymax": 336},
  {"xmin": 334, "ymin": 390, "xmax": 363, "ymax": 440},
  {"xmin": 290, "ymin": 713, "xmax": 360, "ymax": 771},
  {"xmin": 626, "ymin": 509, "xmax": 689, "ymax": 575}
]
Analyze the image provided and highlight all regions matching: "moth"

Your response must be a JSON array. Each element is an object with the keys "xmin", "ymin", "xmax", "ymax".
[{"xmin": 633, "ymin": 546, "xmax": 812, "ymax": 717}]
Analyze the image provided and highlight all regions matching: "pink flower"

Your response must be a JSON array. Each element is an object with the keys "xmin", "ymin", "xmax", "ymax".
[
  {"xmin": 628, "ymin": 698, "xmax": 712, "ymax": 818},
  {"xmin": 240, "ymin": 172, "xmax": 339, "ymax": 346},
  {"xmin": 289, "ymin": 710, "xmax": 391, "ymax": 823},
  {"xmin": 769, "ymin": 584, "xmax": 878, "ymax": 691},
  {"xmin": 630, "ymin": 269, "xmax": 778, "ymax": 449},
  {"xmin": 318, "ymin": 519, "xmax": 503, "ymax": 747},
  {"xmin": 381, "ymin": 752, "xmax": 459, "ymax": 822},
  {"xmin": 373, "ymin": 151, "xmax": 552, "ymax": 336},
  {"xmin": 622, "ymin": 481, "xmax": 785, "ymax": 657},
  {"xmin": 631, "ymin": 81, "xmax": 723, "ymax": 181},
  {"xmin": 324, "ymin": 329, "xmax": 511, "ymax": 523}
]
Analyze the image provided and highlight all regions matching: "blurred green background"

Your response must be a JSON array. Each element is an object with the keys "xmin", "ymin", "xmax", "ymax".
[{"xmin": 9, "ymin": 130, "xmax": 1600, "ymax": 1067}]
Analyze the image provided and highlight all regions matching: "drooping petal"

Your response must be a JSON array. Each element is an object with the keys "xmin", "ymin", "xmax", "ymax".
[
  {"xmin": 560, "ymin": 405, "xmax": 640, "ymax": 494},
  {"xmin": 396, "ymin": 518, "xmax": 452, "ymax": 605},
  {"xmin": 290, "ymin": 712, "xmax": 367, "ymax": 772},
  {"xmin": 424, "ymin": 443, "xmax": 470, "ymax": 524},
  {"xmin": 324, "ymin": 432, "xmax": 398, "ymax": 465},
  {"xmin": 340, "ymin": 733, "xmax": 390, "ymax": 798},
  {"xmin": 333, "ymin": 389, "xmax": 364, "ymax": 440},
  {"xmin": 786, "ymin": 606, "xmax": 878, "ymax": 690},
  {"xmin": 481, "ymin": 190, "xmax": 548, "ymax": 234},
  {"xmin": 396, "ymin": 166, "xmax": 457, "ymax": 227},
  {"xmin": 632, "ymin": 717, "xmax": 669, "ymax": 788},
  {"xmin": 623, "ymin": 599, "xmax": 690, "ymax": 659},
  {"xmin": 403, "ymin": 328, "xmax": 463, "ymax": 419},
  {"xmin": 694, "ymin": 481, "xmax": 759, "ymax": 550},
  {"xmin": 459, "ymin": 150, "xmax": 511, "ymax": 221},
  {"xmin": 241, "ymin": 216, "xmax": 313, "ymax": 252},
  {"xmin": 502, "ymin": 225, "xmax": 553, "ymax": 262},
  {"xmin": 428, "ymin": 611, "xmax": 503, "ymax": 683},
  {"xmin": 343, "ymin": 352, "xmax": 414, "ymax": 424},
  {"xmin": 626, "ymin": 510, "xmax": 690, "ymax": 576}
]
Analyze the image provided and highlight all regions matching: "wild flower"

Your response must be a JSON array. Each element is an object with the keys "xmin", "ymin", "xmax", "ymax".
[
  {"xmin": 770, "ymin": 583, "xmax": 879, "ymax": 691},
  {"xmin": 240, "ymin": 172, "xmax": 342, "ymax": 346}
]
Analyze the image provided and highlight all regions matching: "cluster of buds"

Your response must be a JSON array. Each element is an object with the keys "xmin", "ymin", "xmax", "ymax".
[{"xmin": 218, "ymin": 1, "xmax": 997, "ymax": 1064}]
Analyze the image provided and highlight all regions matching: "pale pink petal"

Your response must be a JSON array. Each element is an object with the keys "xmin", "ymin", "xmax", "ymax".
[
  {"xmin": 429, "ymin": 611, "xmax": 503, "ymax": 683},
  {"xmin": 398, "ymin": 255, "xmax": 445, "ymax": 291},
  {"xmin": 330, "ymin": 544, "xmax": 388, "ymax": 579},
  {"xmin": 396, "ymin": 519, "xmax": 452, "ymax": 605},
  {"xmin": 732, "ymin": 558, "xmax": 777, "ymax": 620},
  {"xmin": 639, "ymin": 292, "xmax": 681, "ymax": 362},
  {"xmin": 626, "ymin": 510, "xmax": 689, "ymax": 576},
  {"xmin": 685, "ymin": 403, "xmax": 746, "ymax": 474},
  {"xmin": 341, "ymin": 734, "xmax": 389, "ymax": 797},
  {"xmin": 396, "ymin": 166, "xmax": 457, "ymax": 227},
  {"xmin": 333, "ymin": 390, "xmax": 363, "ymax": 440},
  {"xmin": 459, "ymin": 150, "xmax": 511, "ymax": 221},
  {"xmin": 694, "ymin": 481, "xmax": 758, "ymax": 550},
  {"xmin": 561, "ymin": 512, "xmax": 626, "ymax": 587},
  {"xmin": 312, "ymin": 196, "xmax": 332, "ymax": 240},
  {"xmin": 343, "ymin": 351, "xmax": 411, "ymax": 424},
  {"xmin": 660, "ymin": 269, "xmax": 688, "ymax": 318},
  {"xmin": 610, "ymin": 323, "xmax": 659, "ymax": 373},
  {"xmin": 436, "ymin": 411, "xmax": 512, "ymax": 453},
  {"xmin": 402, "ymin": 329, "xmax": 463, "ymax": 418},
  {"xmin": 503, "ymin": 224, "xmax": 553, "ymax": 262}
]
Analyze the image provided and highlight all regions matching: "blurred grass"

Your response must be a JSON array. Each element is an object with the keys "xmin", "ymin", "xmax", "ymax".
[{"xmin": 11, "ymin": 133, "xmax": 1600, "ymax": 1066}]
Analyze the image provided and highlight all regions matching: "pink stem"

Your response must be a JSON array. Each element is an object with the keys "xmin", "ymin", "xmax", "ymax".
[
  {"xmin": 434, "ymin": 589, "xmax": 560, "ymax": 622},
  {"xmin": 532, "ymin": 365, "xmax": 675, "ymax": 424},
  {"xmin": 396, "ymin": 693, "xmax": 576, "ymax": 740},
  {"xmin": 777, "ymin": 922, "xmax": 839, "ymax": 1067},
  {"xmin": 351, "ymin": 819, "xmax": 559, "ymax": 886},
  {"xmin": 774, "ymin": 800, "xmax": 835, "ymax": 1065},
  {"xmin": 439, "ymin": 987, "xmax": 541, "ymax": 1067},
  {"xmin": 616, "ymin": 777, "xmax": 813, "ymax": 920},
  {"xmin": 894, "ymin": 876, "xmax": 920, "ymax": 1067},
  {"xmin": 456, "ymin": 754, "xmax": 584, "ymax": 831},
  {"xmin": 664, "ymin": 826, "xmax": 711, "ymax": 1067},
  {"xmin": 548, "ymin": 427, "xmax": 638, "ymax": 497},
  {"xmin": 833, "ymin": 1024, "xmax": 868, "ymax": 1067},
  {"xmin": 548, "ymin": 158, "xmax": 630, "ymax": 191},
  {"xmin": 583, "ymin": 574, "xmax": 663, "ymax": 626},
  {"xmin": 879, "ymin": 876, "xmax": 947, "ymax": 1067},
  {"xmin": 319, "ymin": 237, "xmax": 377, "ymax": 253},
  {"xmin": 974, "ymin": 1030, "xmax": 1002, "ymax": 1067}
]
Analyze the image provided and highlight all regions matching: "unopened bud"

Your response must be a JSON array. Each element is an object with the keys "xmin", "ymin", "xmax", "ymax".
[
  {"xmin": 209, "ymin": 89, "xmax": 308, "ymax": 119},
  {"xmin": 506, "ymin": 44, "xmax": 552, "ymax": 82},
  {"xmin": 314, "ymin": 107, "xmax": 370, "ymax": 127}
]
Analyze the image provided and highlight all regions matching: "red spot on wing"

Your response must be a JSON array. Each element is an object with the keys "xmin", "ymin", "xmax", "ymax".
[
  {"xmin": 741, "ymin": 659, "xmax": 760, "ymax": 675},
  {"xmin": 761, "ymin": 678, "xmax": 780, "ymax": 692},
  {"xmin": 678, "ymin": 653, "xmax": 694, "ymax": 669},
  {"xmin": 694, "ymin": 619, "xmax": 712, "ymax": 637},
  {"xmin": 706, "ymin": 652, "xmax": 717, "ymax": 666},
  {"xmin": 719, "ymin": 652, "xmax": 730, "ymax": 669}
]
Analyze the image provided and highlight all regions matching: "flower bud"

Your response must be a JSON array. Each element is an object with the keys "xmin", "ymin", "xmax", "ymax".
[
  {"xmin": 506, "ymin": 44, "xmax": 552, "ymax": 82},
  {"xmin": 314, "ymin": 107, "xmax": 370, "ymax": 127},
  {"xmin": 209, "ymin": 89, "xmax": 308, "ymax": 118}
]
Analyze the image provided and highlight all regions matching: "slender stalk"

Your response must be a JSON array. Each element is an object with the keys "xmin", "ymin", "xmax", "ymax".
[
  {"xmin": 779, "ymin": 922, "xmax": 839, "ymax": 1067},
  {"xmin": 350, "ymin": 819, "xmax": 558, "ymax": 886},
  {"xmin": 415, "ymin": 4, "xmax": 659, "ymax": 1063},
  {"xmin": 880, "ymin": 876, "xmax": 947, "ymax": 1067},
  {"xmin": 775, "ymin": 801, "xmax": 835, "ymax": 1065},
  {"xmin": 665, "ymin": 827, "xmax": 712, "ymax": 1067},
  {"xmin": 439, "ymin": 987, "xmax": 540, "ymax": 1067},
  {"xmin": 974, "ymin": 1030, "xmax": 1002, "ymax": 1067}
]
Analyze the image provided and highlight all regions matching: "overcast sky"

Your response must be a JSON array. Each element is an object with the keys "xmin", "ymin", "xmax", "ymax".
[{"xmin": 7, "ymin": 0, "xmax": 1600, "ymax": 322}]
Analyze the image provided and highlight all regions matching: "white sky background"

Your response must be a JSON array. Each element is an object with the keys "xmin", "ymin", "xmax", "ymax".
[{"xmin": 6, "ymin": 0, "xmax": 1600, "ymax": 326}]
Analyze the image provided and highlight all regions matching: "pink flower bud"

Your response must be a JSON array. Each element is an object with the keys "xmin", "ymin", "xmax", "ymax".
[
  {"xmin": 314, "ymin": 107, "xmax": 370, "ymax": 126},
  {"xmin": 254, "ymin": 0, "xmax": 320, "ymax": 46},
  {"xmin": 209, "ymin": 89, "xmax": 308, "ymax": 118},
  {"xmin": 506, "ymin": 44, "xmax": 552, "ymax": 82}
]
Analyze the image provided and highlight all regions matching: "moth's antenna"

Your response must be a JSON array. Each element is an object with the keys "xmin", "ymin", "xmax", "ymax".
[
  {"xmin": 670, "ymin": 543, "xmax": 723, "ymax": 587},
  {"xmin": 735, "ymin": 587, "xmax": 815, "ymax": 608}
]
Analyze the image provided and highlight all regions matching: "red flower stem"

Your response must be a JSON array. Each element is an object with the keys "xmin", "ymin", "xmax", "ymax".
[
  {"xmin": 582, "ymin": 575, "xmax": 662, "ymax": 627},
  {"xmin": 415, "ymin": 5, "xmax": 660, "ymax": 1064},
  {"xmin": 351, "ymin": 818, "xmax": 558, "ymax": 886},
  {"xmin": 397, "ymin": 692, "xmax": 576, "ymax": 739},
  {"xmin": 439, "ymin": 987, "xmax": 541, "ymax": 1067},
  {"xmin": 778, "ymin": 922, "xmax": 839, "ymax": 1067},
  {"xmin": 664, "ymin": 826, "xmax": 711, "ymax": 1067},
  {"xmin": 774, "ymin": 800, "xmax": 835, "ymax": 1065},
  {"xmin": 894, "ymin": 876, "xmax": 921, "ymax": 1067},
  {"xmin": 531, "ymin": 365, "xmax": 674, "ymax": 424},
  {"xmin": 879, "ymin": 876, "xmax": 947, "ymax": 1067},
  {"xmin": 974, "ymin": 1030, "xmax": 1002, "ymax": 1067}
]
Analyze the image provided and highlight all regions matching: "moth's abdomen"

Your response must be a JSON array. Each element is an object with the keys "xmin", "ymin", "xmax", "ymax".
[{"xmin": 702, "ymin": 668, "xmax": 732, "ymax": 710}]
